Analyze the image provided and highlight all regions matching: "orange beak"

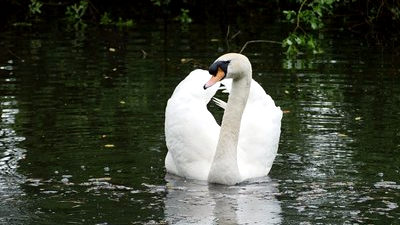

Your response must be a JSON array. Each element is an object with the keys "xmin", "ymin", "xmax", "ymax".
[{"xmin": 204, "ymin": 67, "xmax": 226, "ymax": 89}]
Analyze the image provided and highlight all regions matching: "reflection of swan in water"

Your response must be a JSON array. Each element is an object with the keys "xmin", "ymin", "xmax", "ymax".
[{"xmin": 164, "ymin": 174, "xmax": 281, "ymax": 224}]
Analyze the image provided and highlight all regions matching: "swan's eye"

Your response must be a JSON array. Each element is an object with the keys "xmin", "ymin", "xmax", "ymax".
[{"xmin": 208, "ymin": 60, "xmax": 230, "ymax": 76}]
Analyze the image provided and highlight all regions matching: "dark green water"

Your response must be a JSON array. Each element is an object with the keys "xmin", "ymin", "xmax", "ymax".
[{"xmin": 0, "ymin": 20, "xmax": 399, "ymax": 224}]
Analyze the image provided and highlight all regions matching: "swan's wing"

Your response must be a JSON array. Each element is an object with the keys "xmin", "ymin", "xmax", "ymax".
[
  {"xmin": 238, "ymin": 103, "xmax": 282, "ymax": 179},
  {"xmin": 218, "ymin": 78, "xmax": 282, "ymax": 178},
  {"xmin": 165, "ymin": 69, "xmax": 221, "ymax": 181},
  {"xmin": 237, "ymin": 80, "xmax": 283, "ymax": 179}
]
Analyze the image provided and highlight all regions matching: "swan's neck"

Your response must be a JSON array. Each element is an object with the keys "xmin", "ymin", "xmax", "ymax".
[{"xmin": 208, "ymin": 74, "xmax": 251, "ymax": 185}]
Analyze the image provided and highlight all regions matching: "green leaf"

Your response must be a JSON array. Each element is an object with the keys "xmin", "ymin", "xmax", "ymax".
[
  {"xmin": 295, "ymin": 36, "xmax": 303, "ymax": 45},
  {"xmin": 311, "ymin": 20, "xmax": 318, "ymax": 29},
  {"xmin": 283, "ymin": 10, "xmax": 296, "ymax": 21}
]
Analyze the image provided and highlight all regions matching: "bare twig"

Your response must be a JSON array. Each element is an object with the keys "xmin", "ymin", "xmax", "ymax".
[
  {"xmin": 7, "ymin": 49, "xmax": 22, "ymax": 60},
  {"xmin": 87, "ymin": 0, "xmax": 100, "ymax": 15},
  {"xmin": 239, "ymin": 40, "xmax": 282, "ymax": 54},
  {"xmin": 225, "ymin": 25, "xmax": 231, "ymax": 41},
  {"xmin": 225, "ymin": 25, "xmax": 231, "ymax": 51},
  {"xmin": 225, "ymin": 26, "xmax": 242, "ymax": 52},
  {"xmin": 230, "ymin": 30, "xmax": 241, "ymax": 39},
  {"xmin": 375, "ymin": 0, "xmax": 385, "ymax": 22}
]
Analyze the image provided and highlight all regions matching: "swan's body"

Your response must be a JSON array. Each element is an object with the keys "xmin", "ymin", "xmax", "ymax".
[{"xmin": 165, "ymin": 53, "xmax": 282, "ymax": 185}]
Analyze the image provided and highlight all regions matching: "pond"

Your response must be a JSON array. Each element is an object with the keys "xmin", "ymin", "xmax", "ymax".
[{"xmin": 0, "ymin": 19, "xmax": 399, "ymax": 224}]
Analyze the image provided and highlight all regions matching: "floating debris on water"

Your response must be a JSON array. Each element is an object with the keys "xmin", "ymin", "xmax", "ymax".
[
  {"xmin": 141, "ymin": 183, "xmax": 166, "ymax": 193},
  {"xmin": 80, "ymin": 177, "xmax": 135, "ymax": 192},
  {"xmin": 374, "ymin": 181, "xmax": 400, "ymax": 189},
  {"xmin": 61, "ymin": 177, "xmax": 69, "ymax": 184}
]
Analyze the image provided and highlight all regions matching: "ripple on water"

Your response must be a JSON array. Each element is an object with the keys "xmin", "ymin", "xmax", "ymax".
[{"xmin": 0, "ymin": 96, "xmax": 29, "ymax": 224}]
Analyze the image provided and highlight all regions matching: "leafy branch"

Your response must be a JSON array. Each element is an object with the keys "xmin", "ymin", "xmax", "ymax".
[{"xmin": 282, "ymin": 0, "xmax": 338, "ymax": 57}]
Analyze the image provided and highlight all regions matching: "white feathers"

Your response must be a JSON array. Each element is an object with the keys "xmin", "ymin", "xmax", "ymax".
[{"xmin": 165, "ymin": 54, "xmax": 282, "ymax": 184}]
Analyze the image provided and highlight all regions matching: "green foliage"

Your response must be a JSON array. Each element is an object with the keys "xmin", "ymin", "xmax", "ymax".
[
  {"xmin": 282, "ymin": 33, "xmax": 322, "ymax": 56},
  {"xmin": 390, "ymin": 6, "xmax": 400, "ymax": 20},
  {"xmin": 65, "ymin": 0, "xmax": 88, "ymax": 30},
  {"xmin": 174, "ymin": 8, "xmax": 192, "ymax": 31},
  {"xmin": 5, "ymin": 0, "xmax": 400, "ymax": 55},
  {"xmin": 175, "ymin": 9, "xmax": 192, "ymax": 25},
  {"xmin": 100, "ymin": 12, "xmax": 135, "ymax": 28},
  {"xmin": 115, "ymin": 17, "xmax": 135, "ymax": 28},
  {"xmin": 283, "ymin": 0, "xmax": 338, "ymax": 57},
  {"xmin": 28, "ymin": 0, "xmax": 43, "ymax": 15},
  {"xmin": 100, "ymin": 12, "xmax": 113, "ymax": 25},
  {"xmin": 150, "ymin": 0, "xmax": 170, "ymax": 7},
  {"xmin": 66, "ymin": 0, "xmax": 88, "ymax": 21},
  {"xmin": 283, "ymin": 10, "xmax": 297, "ymax": 23}
]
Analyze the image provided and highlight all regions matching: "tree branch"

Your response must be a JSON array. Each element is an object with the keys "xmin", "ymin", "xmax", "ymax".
[
  {"xmin": 239, "ymin": 40, "xmax": 282, "ymax": 53},
  {"xmin": 294, "ymin": 0, "xmax": 309, "ymax": 33}
]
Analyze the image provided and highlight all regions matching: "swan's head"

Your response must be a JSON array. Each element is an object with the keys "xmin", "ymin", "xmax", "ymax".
[{"xmin": 204, "ymin": 53, "xmax": 252, "ymax": 89}]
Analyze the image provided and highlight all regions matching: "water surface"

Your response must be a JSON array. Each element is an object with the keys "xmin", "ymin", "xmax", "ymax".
[{"xmin": 0, "ymin": 20, "xmax": 399, "ymax": 224}]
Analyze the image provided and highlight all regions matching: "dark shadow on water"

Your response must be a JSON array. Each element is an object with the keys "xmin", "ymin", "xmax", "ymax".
[{"xmin": 164, "ymin": 174, "xmax": 281, "ymax": 224}]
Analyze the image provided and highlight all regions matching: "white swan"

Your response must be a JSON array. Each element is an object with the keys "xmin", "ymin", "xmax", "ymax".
[{"xmin": 165, "ymin": 53, "xmax": 282, "ymax": 185}]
